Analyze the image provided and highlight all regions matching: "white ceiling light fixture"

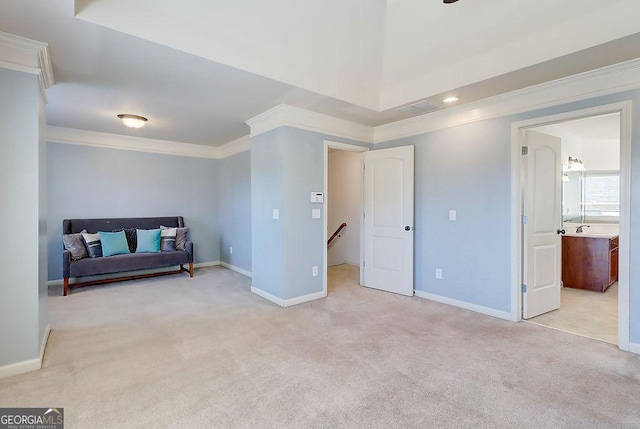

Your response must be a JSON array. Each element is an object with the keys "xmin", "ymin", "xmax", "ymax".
[
  {"xmin": 117, "ymin": 114, "xmax": 148, "ymax": 129},
  {"xmin": 442, "ymin": 96, "xmax": 459, "ymax": 104}
]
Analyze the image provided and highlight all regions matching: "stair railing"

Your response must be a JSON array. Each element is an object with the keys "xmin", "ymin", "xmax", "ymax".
[{"xmin": 327, "ymin": 222, "xmax": 347, "ymax": 246}]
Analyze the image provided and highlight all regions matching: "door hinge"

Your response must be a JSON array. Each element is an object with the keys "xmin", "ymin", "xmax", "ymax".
[
  {"xmin": 521, "ymin": 146, "xmax": 528, "ymax": 155},
  {"xmin": 521, "ymin": 284, "xmax": 528, "ymax": 293},
  {"xmin": 363, "ymin": 260, "xmax": 365, "ymax": 268},
  {"xmin": 521, "ymin": 215, "xmax": 528, "ymax": 225}
]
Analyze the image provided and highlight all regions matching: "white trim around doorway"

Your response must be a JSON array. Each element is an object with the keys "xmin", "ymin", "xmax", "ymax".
[{"xmin": 510, "ymin": 101, "xmax": 632, "ymax": 352}]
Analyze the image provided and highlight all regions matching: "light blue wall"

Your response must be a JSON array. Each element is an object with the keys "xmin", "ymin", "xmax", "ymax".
[
  {"xmin": 219, "ymin": 150, "xmax": 252, "ymax": 272},
  {"xmin": 378, "ymin": 89, "xmax": 640, "ymax": 343},
  {"xmin": 378, "ymin": 119, "xmax": 512, "ymax": 311},
  {"xmin": 251, "ymin": 127, "xmax": 370, "ymax": 301},
  {"xmin": 251, "ymin": 129, "xmax": 286, "ymax": 299},
  {"xmin": 46, "ymin": 142, "xmax": 220, "ymax": 280},
  {"xmin": 281, "ymin": 128, "xmax": 326, "ymax": 299},
  {"xmin": 0, "ymin": 68, "xmax": 43, "ymax": 367}
]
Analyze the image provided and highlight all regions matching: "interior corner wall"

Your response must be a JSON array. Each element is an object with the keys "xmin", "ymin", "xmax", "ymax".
[
  {"xmin": 0, "ymin": 68, "xmax": 43, "ymax": 368},
  {"xmin": 251, "ymin": 126, "xmax": 370, "ymax": 303},
  {"xmin": 328, "ymin": 150, "xmax": 362, "ymax": 266},
  {"xmin": 251, "ymin": 129, "xmax": 286, "ymax": 300},
  {"xmin": 219, "ymin": 150, "xmax": 252, "ymax": 272},
  {"xmin": 46, "ymin": 142, "xmax": 220, "ymax": 281},
  {"xmin": 376, "ymin": 88, "xmax": 640, "ymax": 345},
  {"xmin": 38, "ymin": 94, "xmax": 48, "ymax": 346}
]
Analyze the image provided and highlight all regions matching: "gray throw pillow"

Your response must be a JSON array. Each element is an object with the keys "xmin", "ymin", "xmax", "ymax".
[
  {"xmin": 160, "ymin": 227, "xmax": 177, "ymax": 252},
  {"xmin": 161, "ymin": 225, "xmax": 189, "ymax": 250},
  {"xmin": 81, "ymin": 231, "xmax": 103, "ymax": 258},
  {"xmin": 62, "ymin": 232, "xmax": 89, "ymax": 260}
]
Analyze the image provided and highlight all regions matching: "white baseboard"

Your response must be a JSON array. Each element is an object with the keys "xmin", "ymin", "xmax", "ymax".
[
  {"xmin": 219, "ymin": 261, "xmax": 252, "ymax": 277},
  {"xmin": 344, "ymin": 260, "xmax": 360, "ymax": 267},
  {"xmin": 283, "ymin": 291, "xmax": 326, "ymax": 307},
  {"xmin": 414, "ymin": 290, "xmax": 512, "ymax": 321},
  {"xmin": 0, "ymin": 358, "xmax": 41, "ymax": 379},
  {"xmin": 250, "ymin": 286, "xmax": 326, "ymax": 307},
  {"xmin": 40, "ymin": 323, "xmax": 50, "ymax": 364},
  {"xmin": 251, "ymin": 286, "xmax": 285, "ymax": 307},
  {"xmin": 194, "ymin": 261, "xmax": 221, "ymax": 268},
  {"xmin": 629, "ymin": 342, "xmax": 640, "ymax": 355},
  {"xmin": 0, "ymin": 324, "xmax": 49, "ymax": 379}
]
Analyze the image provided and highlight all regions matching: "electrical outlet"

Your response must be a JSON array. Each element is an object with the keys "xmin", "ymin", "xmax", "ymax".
[
  {"xmin": 273, "ymin": 209, "xmax": 279, "ymax": 220},
  {"xmin": 312, "ymin": 266, "xmax": 318, "ymax": 277},
  {"xmin": 449, "ymin": 210, "xmax": 457, "ymax": 221},
  {"xmin": 435, "ymin": 268, "xmax": 443, "ymax": 279},
  {"xmin": 229, "ymin": 247, "xmax": 233, "ymax": 255}
]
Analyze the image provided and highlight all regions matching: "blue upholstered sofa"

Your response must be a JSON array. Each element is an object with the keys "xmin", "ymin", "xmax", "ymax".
[{"xmin": 62, "ymin": 216, "xmax": 194, "ymax": 296}]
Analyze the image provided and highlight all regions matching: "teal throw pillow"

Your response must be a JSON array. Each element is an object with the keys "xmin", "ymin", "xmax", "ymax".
[
  {"xmin": 98, "ymin": 230, "xmax": 130, "ymax": 257},
  {"xmin": 136, "ymin": 228, "xmax": 161, "ymax": 253}
]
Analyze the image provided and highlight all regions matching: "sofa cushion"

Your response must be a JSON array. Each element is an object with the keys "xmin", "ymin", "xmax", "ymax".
[
  {"xmin": 160, "ymin": 227, "xmax": 177, "ymax": 252},
  {"xmin": 136, "ymin": 228, "xmax": 161, "ymax": 253},
  {"xmin": 69, "ymin": 250, "xmax": 191, "ymax": 277},
  {"xmin": 82, "ymin": 231, "xmax": 103, "ymax": 258},
  {"xmin": 62, "ymin": 232, "xmax": 89, "ymax": 261},
  {"xmin": 99, "ymin": 230, "xmax": 130, "ymax": 257}
]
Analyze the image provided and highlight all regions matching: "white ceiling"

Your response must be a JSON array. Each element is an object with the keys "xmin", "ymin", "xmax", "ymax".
[{"xmin": 2, "ymin": 0, "xmax": 640, "ymax": 147}]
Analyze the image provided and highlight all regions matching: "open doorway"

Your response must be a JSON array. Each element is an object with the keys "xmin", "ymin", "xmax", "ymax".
[
  {"xmin": 512, "ymin": 101, "xmax": 631, "ymax": 351},
  {"xmin": 323, "ymin": 141, "xmax": 368, "ymax": 295},
  {"xmin": 526, "ymin": 114, "xmax": 621, "ymax": 344}
]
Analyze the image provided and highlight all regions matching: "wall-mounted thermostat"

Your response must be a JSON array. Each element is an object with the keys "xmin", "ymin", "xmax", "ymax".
[{"xmin": 310, "ymin": 192, "xmax": 324, "ymax": 203}]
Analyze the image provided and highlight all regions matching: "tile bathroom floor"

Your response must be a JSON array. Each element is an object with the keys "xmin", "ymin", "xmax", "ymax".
[{"xmin": 528, "ymin": 283, "xmax": 618, "ymax": 344}]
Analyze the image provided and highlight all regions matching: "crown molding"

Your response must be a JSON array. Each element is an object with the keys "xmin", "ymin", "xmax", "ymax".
[
  {"xmin": 0, "ymin": 31, "xmax": 54, "ymax": 104},
  {"xmin": 47, "ymin": 126, "xmax": 220, "ymax": 159},
  {"xmin": 218, "ymin": 134, "xmax": 251, "ymax": 158},
  {"xmin": 246, "ymin": 104, "xmax": 374, "ymax": 143},
  {"xmin": 373, "ymin": 58, "xmax": 640, "ymax": 143}
]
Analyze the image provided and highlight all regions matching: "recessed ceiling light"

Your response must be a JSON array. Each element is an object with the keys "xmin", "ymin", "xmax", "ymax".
[
  {"xmin": 117, "ymin": 114, "xmax": 148, "ymax": 129},
  {"xmin": 443, "ymin": 96, "xmax": 459, "ymax": 104}
]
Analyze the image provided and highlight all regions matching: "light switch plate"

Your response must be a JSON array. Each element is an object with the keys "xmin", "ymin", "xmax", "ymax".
[
  {"xmin": 273, "ymin": 209, "xmax": 279, "ymax": 220},
  {"xmin": 312, "ymin": 208, "xmax": 321, "ymax": 219},
  {"xmin": 449, "ymin": 210, "xmax": 457, "ymax": 221}
]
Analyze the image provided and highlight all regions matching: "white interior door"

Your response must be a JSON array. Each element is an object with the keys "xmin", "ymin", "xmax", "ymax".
[
  {"xmin": 363, "ymin": 145, "xmax": 414, "ymax": 296},
  {"xmin": 523, "ymin": 130, "xmax": 562, "ymax": 319}
]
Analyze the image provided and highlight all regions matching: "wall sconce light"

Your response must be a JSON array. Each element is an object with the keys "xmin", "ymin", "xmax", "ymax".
[
  {"xmin": 117, "ymin": 114, "xmax": 148, "ymax": 129},
  {"xmin": 567, "ymin": 156, "xmax": 585, "ymax": 172}
]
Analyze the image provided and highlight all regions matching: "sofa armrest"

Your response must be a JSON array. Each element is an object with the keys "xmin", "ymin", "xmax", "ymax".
[
  {"xmin": 185, "ymin": 241, "xmax": 194, "ymax": 263},
  {"xmin": 63, "ymin": 249, "xmax": 71, "ymax": 278}
]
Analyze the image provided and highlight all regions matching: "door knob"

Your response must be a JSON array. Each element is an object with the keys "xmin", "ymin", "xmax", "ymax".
[
  {"xmin": 405, "ymin": 226, "xmax": 411, "ymax": 231},
  {"xmin": 556, "ymin": 229, "xmax": 565, "ymax": 235}
]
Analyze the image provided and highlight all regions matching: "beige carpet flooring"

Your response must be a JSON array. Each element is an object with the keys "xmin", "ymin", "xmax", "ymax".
[
  {"xmin": 1, "ymin": 265, "xmax": 640, "ymax": 428},
  {"xmin": 529, "ymin": 283, "xmax": 618, "ymax": 344}
]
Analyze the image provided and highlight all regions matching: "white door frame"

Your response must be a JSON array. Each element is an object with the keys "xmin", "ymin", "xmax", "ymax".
[
  {"xmin": 323, "ymin": 141, "xmax": 369, "ymax": 296},
  {"xmin": 510, "ymin": 101, "xmax": 632, "ymax": 351}
]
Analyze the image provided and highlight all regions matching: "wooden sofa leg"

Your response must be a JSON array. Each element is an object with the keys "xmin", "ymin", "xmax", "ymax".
[
  {"xmin": 63, "ymin": 278, "xmax": 69, "ymax": 296},
  {"xmin": 190, "ymin": 262, "xmax": 194, "ymax": 277}
]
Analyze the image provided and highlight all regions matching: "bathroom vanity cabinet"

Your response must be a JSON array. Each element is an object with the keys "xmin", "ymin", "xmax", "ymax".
[{"xmin": 562, "ymin": 235, "xmax": 619, "ymax": 292}]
